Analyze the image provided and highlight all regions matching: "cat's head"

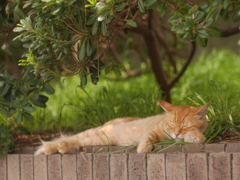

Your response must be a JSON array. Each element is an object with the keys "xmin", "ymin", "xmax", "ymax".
[{"xmin": 158, "ymin": 100, "xmax": 210, "ymax": 141}]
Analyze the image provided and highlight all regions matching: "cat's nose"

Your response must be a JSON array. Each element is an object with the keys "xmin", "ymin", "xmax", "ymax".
[{"xmin": 175, "ymin": 133, "xmax": 180, "ymax": 137}]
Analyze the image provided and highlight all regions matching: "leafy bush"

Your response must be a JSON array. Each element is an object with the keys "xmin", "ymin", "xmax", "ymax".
[{"xmin": 0, "ymin": 65, "xmax": 54, "ymax": 158}]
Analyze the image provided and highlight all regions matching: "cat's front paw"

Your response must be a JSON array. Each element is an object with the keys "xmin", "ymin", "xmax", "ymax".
[
  {"xmin": 58, "ymin": 140, "xmax": 72, "ymax": 154},
  {"xmin": 137, "ymin": 144, "xmax": 153, "ymax": 153},
  {"xmin": 184, "ymin": 131, "xmax": 205, "ymax": 143}
]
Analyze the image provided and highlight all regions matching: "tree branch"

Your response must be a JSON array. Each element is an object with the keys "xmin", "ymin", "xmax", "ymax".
[
  {"xmin": 221, "ymin": 25, "xmax": 240, "ymax": 37},
  {"xmin": 169, "ymin": 41, "xmax": 196, "ymax": 89},
  {"xmin": 129, "ymin": 23, "xmax": 171, "ymax": 101}
]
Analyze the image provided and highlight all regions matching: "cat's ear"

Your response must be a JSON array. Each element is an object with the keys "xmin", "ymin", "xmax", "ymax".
[
  {"xmin": 196, "ymin": 102, "xmax": 210, "ymax": 119},
  {"xmin": 157, "ymin": 100, "xmax": 175, "ymax": 112}
]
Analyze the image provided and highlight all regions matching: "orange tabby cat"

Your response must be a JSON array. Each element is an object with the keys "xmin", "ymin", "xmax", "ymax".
[{"xmin": 35, "ymin": 100, "xmax": 209, "ymax": 155}]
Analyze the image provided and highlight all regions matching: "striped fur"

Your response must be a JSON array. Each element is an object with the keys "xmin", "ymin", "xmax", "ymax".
[{"xmin": 35, "ymin": 100, "xmax": 210, "ymax": 155}]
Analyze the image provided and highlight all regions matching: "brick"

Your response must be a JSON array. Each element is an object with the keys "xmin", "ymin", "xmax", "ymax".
[
  {"xmin": 7, "ymin": 154, "xmax": 20, "ymax": 180},
  {"xmin": 125, "ymin": 146, "xmax": 137, "ymax": 153},
  {"xmin": 162, "ymin": 144, "xmax": 182, "ymax": 153},
  {"xmin": 187, "ymin": 153, "xmax": 208, "ymax": 180},
  {"xmin": 110, "ymin": 154, "xmax": 127, "ymax": 180},
  {"xmin": 77, "ymin": 153, "xmax": 93, "ymax": 180},
  {"xmin": 109, "ymin": 146, "xmax": 127, "ymax": 153},
  {"xmin": 82, "ymin": 146, "xmax": 93, "ymax": 153},
  {"xmin": 34, "ymin": 155, "xmax": 47, "ymax": 180},
  {"xmin": 232, "ymin": 153, "xmax": 240, "ymax": 180},
  {"xmin": 183, "ymin": 144, "xmax": 203, "ymax": 153},
  {"xmin": 204, "ymin": 144, "xmax": 225, "ymax": 153},
  {"xmin": 93, "ymin": 154, "xmax": 110, "ymax": 180},
  {"xmin": 147, "ymin": 154, "xmax": 165, "ymax": 180},
  {"xmin": 93, "ymin": 146, "xmax": 109, "ymax": 153},
  {"xmin": 128, "ymin": 154, "xmax": 146, "ymax": 180},
  {"xmin": 48, "ymin": 154, "xmax": 62, "ymax": 180},
  {"xmin": 0, "ymin": 155, "xmax": 7, "ymax": 180},
  {"xmin": 62, "ymin": 154, "xmax": 77, "ymax": 180},
  {"xmin": 20, "ymin": 154, "xmax": 33, "ymax": 180},
  {"xmin": 152, "ymin": 145, "xmax": 162, "ymax": 153},
  {"xmin": 14, "ymin": 147, "xmax": 21, "ymax": 154},
  {"xmin": 209, "ymin": 153, "xmax": 231, "ymax": 180},
  {"xmin": 166, "ymin": 153, "xmax": 186, "ymax": 180},
  {"xmin": 21, "ymin": 147, "xmax": 34, "ymax": 154},
  {"xmin": 65, "ymin": 148, "xmax": 77, "ymax": 154},
  {"xmin": 225, "ymin": 143, "xmax": 240, "ymax": 152}
]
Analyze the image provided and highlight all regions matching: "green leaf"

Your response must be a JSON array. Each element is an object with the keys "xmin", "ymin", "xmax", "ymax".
[
  {"xmin": 126, "ymin": 20, "xmax": 137, "ymax": 27},
  {"xmin": 6, "ymin": 109, "xmax": 16, "ymax": 118},
  {"xmin": 190, "ymin": 34, "xmax": 197, "ymax": 41},
  {"xmin": 43, "ymin": 84, "xmax": 55, "ymax": 94},
  {"xmin": 52, "ymin": 7, "xmax": 61, "ymax": 15},
  {"xmin": 13, "ymin": 5, "xmax": 26, "ymax": 20},
  {"xmin": 13, "ymin": 27, "xmax": 25, "ymax": 32},
  {"xmin": 89, "ymin": 67, "xmax": 99, "ymax": 85},
  {"xmin": 23, "ymin": 1, "xmax": 33, "ymax": 9},
  {"xmin": 223, "ymin": 0, "xmax": 229, "ymax": 9},
  {"xmin": 115, "ymin": 3, "xmax": 126, "ymax": 12},
  {"xmin": 1, "ymin": 84, "xmax": 11, "ymax": 96},
  {"xmin": 176, "ymin": 0, "xmax": 186, "ymax": 7},
  {"xmin": 32, "ymin": 91, "xmax": 39, "ymax": 100},
  {"xmin": 232, "ymin": 11, "xmax": 240, "ymax": 23},
  {"xmin": 92, "ymin": 20, "xmax": 99, "ymax": 35},
  {"xmin": 78, "ymin": 39, "xmax": 86, "ymax": 60},
  {"xmin": 101, "ymin": 21, "xmax": 107, "ymax": 37},
  {"xmin": 86, "ymin": 14, "xmax": 98, "ymax": 25},
  {"xmin": 38, "ymin": 95, "xmax": 49, "ymax": 103},
  {"xmin": 80, "ymin": 72, "xmax": 87, "ymax": 89},
  {"xmin": 144, "ymin": 0, "xmax": 157, "ymax": 8},
  {"xmin": 23, "ymin": 106, "xmax": 36, "ymax": 113},
  {"xmin": 171, "ymin": 24, "xmax": 183, "ymax": 31},
  {"xmin": 30, "ymin": 99, "xmax": 46, "ymax": 108},
  {"xmin": 23, "ymin": 112, "xmax": 34, "ymax": 121},
  {"xmin": 113, "ymin": 66, "xmax": 121, "ymax": 77},
  {"xmin": 178, "ymin": 5, "xmax": 191, "ymax": 14},
  {"xmin": 138, "ymin": 0, "xmax": 146, "ymax": 13},
  {"xmin": 176, "ymin": 28, "xmax": 187, "ymax": 34},
  {"xmin": 184, "ymin": 17, "xmax": 194, "ymax": 28},
  {"xmin": 5, "ymin": 3, "xmax": 10, "ymax": 14},
  {"xmin": 197, "ymin": 37, "xmax": 208, "ymax": 47},
  {"xmin": 207, "ymin": 26, "xmax": 222, "ymax": 37},
  {"xmin": 86, "ymin": 39, "xmax": 92, "ymax": 57},
  {"xmin": 15, "ymin": 127, "xmax": 30, "ymax": 135},
  {"xmin": 198, "ymin": 29, "xmax": 209, "ymax": 38},
  {"xmin": 194, "ymin": 11, "xmax": 204, "ymax": 21},
  {"xmin": 204, "ymin": 18, "xmax": 213, "ymax": 27},
  {"xmin": 16, "ymin": 112, "xmax": 23, "ymax": 124}
]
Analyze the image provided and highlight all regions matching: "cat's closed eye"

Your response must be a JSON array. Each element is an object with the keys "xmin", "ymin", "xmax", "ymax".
[{"xmin": 169, "ymin": 123, "xmax": 174, "ymax": 127}]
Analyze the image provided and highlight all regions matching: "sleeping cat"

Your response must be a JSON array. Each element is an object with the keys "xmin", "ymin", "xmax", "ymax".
[{"xmin": 35, "ymin": 100, "xmax": 209, "ymax": 155}]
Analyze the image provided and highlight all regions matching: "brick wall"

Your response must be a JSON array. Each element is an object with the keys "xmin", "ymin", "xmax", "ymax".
[{"xmin": 1, "ymin": 143, "xmax": 240, "ymax": 180}]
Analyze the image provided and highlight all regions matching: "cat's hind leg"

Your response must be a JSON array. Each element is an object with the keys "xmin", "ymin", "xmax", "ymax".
[
  {"xmin": 58, "ymin": 135, "xmax": 114, "ymax": 154},
  {"xmin": 34, "ymin": 135, "xmax": 70, "ymax": 155},
  {"xmin": 71, "ymin": 127, "xmax": 102, "ymax": 139}
]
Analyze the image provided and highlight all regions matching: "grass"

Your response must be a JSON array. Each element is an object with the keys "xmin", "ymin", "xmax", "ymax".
[{"xmin": 19, "ymin": 48, "xmax": 240, "ymax": 141}]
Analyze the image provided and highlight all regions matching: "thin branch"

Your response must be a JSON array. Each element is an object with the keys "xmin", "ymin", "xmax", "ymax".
[
  {"xmin": 129, "ymin": 23, "xmax": 171, "ymax": 101},
  {"xmin": 169, "ymin": 41, "xmax": 196, "ymax": 89},
  {"xmin": 221, "ymin": 25, "xmax": 240, "ymax": 37}
]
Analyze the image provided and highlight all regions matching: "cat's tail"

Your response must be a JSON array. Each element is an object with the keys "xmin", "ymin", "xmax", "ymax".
[{"xmin": 34, "ymin": 139, "xmax": 45, "ymax": 155}]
